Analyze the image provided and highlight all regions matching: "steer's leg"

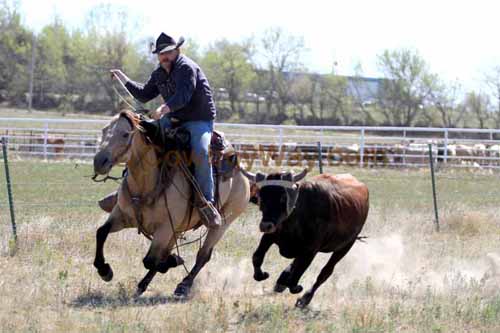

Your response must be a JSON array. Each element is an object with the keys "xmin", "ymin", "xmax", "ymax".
[
  {"xmin": 296, "ymin": 239, "xmax": 356, "ymax": 308},
  {"xmin": 252, "ymin": 234, "xmax": 274, "ymax": 282},
  {"xmin": 94, "ymin": 208, "xmax": 126, "ymax": 282},
  {"xmin": 174, "ymin": 224, "xmax": 230, "ymax": 299},
  {"xmin": 275, "ymin": 253, "xmax": 317, "ymax": 295}
]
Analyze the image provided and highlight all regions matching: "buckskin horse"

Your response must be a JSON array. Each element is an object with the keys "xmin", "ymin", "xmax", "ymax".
[
  {"xmin": 92, "ymin": 110, "xmax": 250, "ymax": 298},
  {"xmin": 242, "ymin": 169, "xmax": 369, "ymax": 308}
]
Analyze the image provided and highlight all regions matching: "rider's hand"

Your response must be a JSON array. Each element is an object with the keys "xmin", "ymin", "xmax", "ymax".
[
  {"xmin": 149, "ymin": 104, "xmax": 170, "ymax": 120},
  {"xmin": 110, "ymin": 69, "xmax": 127, "ymax": 82},
  {"xmin": 159, "ymin": 104, "xmax": 171, "ymax": 116},
  {"xmin": 149, "ymin": 106, "xmax": 163, "ymax": 120}
]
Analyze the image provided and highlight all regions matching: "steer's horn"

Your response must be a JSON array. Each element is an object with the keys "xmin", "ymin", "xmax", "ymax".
[
  {"xmin": 240, "ymin": 167, "xmax": 257, "ymax": 183},
  {"xmin": 292, "ymin": 168, "xmax": 309, "ymax": 182}
]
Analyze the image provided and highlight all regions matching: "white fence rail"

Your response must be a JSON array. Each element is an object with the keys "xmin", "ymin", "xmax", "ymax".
[{"xmin": 2, "ymin": 117, "xmax": 500, "ymax": 169}]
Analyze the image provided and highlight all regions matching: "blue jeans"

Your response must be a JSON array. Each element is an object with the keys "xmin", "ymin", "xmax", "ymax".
[{"xmin": 160, "ymin": 116, "xmax": 214, "ymax": 202}]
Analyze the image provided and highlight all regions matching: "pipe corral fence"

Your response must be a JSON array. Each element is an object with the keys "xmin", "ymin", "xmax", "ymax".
[{"xmin": 2, "ymin": 117, "xmax": 500, "ymax": 169}]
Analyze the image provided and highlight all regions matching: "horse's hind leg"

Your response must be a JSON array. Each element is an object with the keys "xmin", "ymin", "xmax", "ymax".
[
  {"xmin": 295, "ymin": 239, "xmax": 356, "ymax": 308},
  {"xmin": 93, "ymin": 209, "xmax": 126, "ymax": 282},
  {"xmin": 174, "ymin": 224, "xmax": 230, "ymax": 299}
]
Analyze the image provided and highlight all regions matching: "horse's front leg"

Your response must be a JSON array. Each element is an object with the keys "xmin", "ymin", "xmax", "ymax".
[
  {"xmin": 174, "ymin": 224, "xmax": 230, "ymax": 299},
  {"xmin": 93, "ymin": 209, "xmax": 125, "ymax": 282}
]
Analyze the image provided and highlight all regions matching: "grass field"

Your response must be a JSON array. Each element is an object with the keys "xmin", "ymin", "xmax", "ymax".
[{"xmin": 0, "ymin": 157, "xmax": 499, "ymax": 332}]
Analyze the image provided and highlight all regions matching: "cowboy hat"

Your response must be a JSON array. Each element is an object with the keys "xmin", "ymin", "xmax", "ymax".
[{"xmin": 151, "ymin": 33, "xmax": 185, "ymax": 54}]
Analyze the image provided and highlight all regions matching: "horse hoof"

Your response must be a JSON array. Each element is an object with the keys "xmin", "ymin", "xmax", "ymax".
[
  {"xmin": 98, "ymin": 264, "xmax": 113, "ymax": 282},
  {"xmin": 274, "ymin": 283, "xmax": 287, "ymax": 293},
  {"xmin": 174, "ymin": 284, "xmax": 191, "ymax": 300},
  {"xmin": 254, "ymin": 272, "xmax": 269, "ymax": 282},
  {"xmin": 289, "ymin": 285, "xmax": 303, "ymax": 294}
]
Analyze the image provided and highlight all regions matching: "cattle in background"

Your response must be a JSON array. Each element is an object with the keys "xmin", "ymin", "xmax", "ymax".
[
  {"xmin": 27, "ymin": 136, "xmax": 65, "ymax": 158},
  {"xmin": 488, "ymin": 144, "xmax": 500, "ymax": 166},
  {"xmin": 242, "ymin": 169, "xmax": 369, "ymax": 308}
]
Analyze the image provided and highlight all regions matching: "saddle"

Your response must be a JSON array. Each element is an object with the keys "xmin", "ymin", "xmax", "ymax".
[{"xmin": 139, "ymin": 119, "xmax": 238, "ymax": 181}]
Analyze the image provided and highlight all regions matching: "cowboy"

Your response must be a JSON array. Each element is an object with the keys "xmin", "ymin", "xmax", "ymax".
[{"xmin": 109, "ymin": 33, "xmax": 221, "ymax": 228}]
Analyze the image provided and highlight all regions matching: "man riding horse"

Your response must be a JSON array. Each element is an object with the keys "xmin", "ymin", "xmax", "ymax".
[{"xmin": 110, "ymin": 32, "xmax": 221, "ymax": 228}]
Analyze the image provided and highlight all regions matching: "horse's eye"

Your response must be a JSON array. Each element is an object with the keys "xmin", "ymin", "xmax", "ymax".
[{"xmin": 122, "ymin": 132, "xmax": 129, "ymax": 138}]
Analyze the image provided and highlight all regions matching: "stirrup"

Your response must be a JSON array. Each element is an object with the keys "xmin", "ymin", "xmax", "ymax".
[{"xmin": 198, "ymin": 201, "xmax": 222, "ymax": 228}]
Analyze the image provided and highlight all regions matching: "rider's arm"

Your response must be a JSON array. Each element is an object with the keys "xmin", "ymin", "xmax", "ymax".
[
  {"xmin": 125, "ymin": 73, "xmax": 160, "ymax": 104},
  {"xmin": 164, "ymin": 64, "xmax": 196, "ymax": 114}
]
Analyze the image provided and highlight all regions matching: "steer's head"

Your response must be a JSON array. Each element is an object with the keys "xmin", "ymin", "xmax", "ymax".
[{"xmin": 241, "ymin": 168, "xmax": 308, "ymax": 233}]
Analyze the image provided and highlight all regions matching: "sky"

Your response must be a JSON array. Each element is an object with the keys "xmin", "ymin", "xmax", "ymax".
[{"xmin": 16, "ymin": 0, "xmax": 500, "ymax": 91}]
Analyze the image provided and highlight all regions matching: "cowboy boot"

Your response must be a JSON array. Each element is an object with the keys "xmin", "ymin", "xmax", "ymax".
[
  {"xmin": 198, "ymin": 200, "xmax": 222, "ymax": 228},
  {"xmin": 98, "ymin": 191, "xmax": 118, "ymax": 213}
]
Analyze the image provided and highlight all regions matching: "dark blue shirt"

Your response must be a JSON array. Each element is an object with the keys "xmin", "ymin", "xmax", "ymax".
[{"xmin": 125, "ymin": 54, "xmax": 216, "ymax": 122}]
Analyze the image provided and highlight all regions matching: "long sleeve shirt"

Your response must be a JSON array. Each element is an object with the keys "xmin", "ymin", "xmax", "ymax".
[{"xmin": 125, "ymin": 54, "xmax": 216, "ymax": 122}]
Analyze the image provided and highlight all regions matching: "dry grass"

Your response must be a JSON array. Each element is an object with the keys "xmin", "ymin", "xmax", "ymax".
[{"xmin": 0, "ymin": 162, "xmax": 500, "ymax": 332}]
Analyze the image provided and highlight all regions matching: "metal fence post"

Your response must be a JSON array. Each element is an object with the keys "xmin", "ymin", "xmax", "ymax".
[
  {"xmin": 1, "ymin": 137, "xmax": 17, "ymax": 244},
  {"xmin": 444, "ymin": 129, "xmax": 449, "ymax": 164},
  {"xmin": 359, "ymin": 128, "xmax": 365, "ymax": 168},
  {"xmin": 43, "ymin": 121, "xmax": 49, "ymax": 160},
  {"xmin": 317, "ymin": 141, "xmax": 323, "ymax": 174},
  {"xmin": 428, "ymin": 143, "xmax": 440, "ymax": 232}
]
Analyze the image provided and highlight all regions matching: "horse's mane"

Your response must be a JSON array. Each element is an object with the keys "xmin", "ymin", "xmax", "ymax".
[{"xmin": 117, "ymin": 109, "xmax": 140, "ymax": 127}]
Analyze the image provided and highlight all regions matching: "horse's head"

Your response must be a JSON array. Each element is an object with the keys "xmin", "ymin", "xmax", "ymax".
[{"xmin": 93, "ymin": 110, "xmax": 140, "ymax": 175}]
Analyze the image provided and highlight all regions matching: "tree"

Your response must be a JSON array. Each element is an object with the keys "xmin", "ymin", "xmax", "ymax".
[
  {"xmin": 202, "ymin": 39, "xmax": 256, "ymax": 119},
  {"xmin": 464, "ymin": 91, "xmax": 491, "ymax": 129},
  {"xmin": 376, "ymin": 48, "xmax": 438, "ymax": 126},
  {"xmin": 259, "ymin": 27, "xmax": 306, "ymax": 121},
  {"xmin": 484, "ymin": 66, "xmax": 500, "ymax": 127},
  {"xmin": 83, "ymin": 3, "xmax": 144, "ymax": 112},
  {"xmin": 35, "ymin": 18, "xmax": 72, "ymax": 108},
  {"xmin": 430, "ymin": 79, "xmax": 466, "ymax": 128},
  {"xmin": 0, "ymin": 1, "xmax": 32, "ymax": 103}
]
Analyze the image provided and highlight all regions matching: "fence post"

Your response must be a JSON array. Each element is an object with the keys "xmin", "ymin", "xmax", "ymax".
[
  {"xmin": 428, "ymin": 143, "xmax": 440, "ymax": 232},
  {"xmin": 1, "ymin": 137, "xmax": 17, "ymax": 246},
  {"xmin": 317, "ymin": 141, "xmax": 323, "ymax": 174},
  {"xmin": 359, "ymin": 128, "xmax": 365, "ymax": 168},
  {"xmin": 444, "ymin": 129, "xmax": 448, "ymax": 164},
  {"xmin": 43, "ymin": 121, "xmax": 49, "ymax": 160}
]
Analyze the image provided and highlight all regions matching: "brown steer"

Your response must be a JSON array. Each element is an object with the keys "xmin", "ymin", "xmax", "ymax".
[{"xmin": 242, "ymin": 169, "xmax": 369, "ymax": 308}]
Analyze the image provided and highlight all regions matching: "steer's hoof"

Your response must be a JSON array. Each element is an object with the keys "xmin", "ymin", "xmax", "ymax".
[
  {"xmin": 134, "ymin": 288, "xmax": 145, "ymax": 299},
  {"xmin": 174, "ymin": 283, "xmax": 191, "ymax": 300},
  {"xmin": 135, "ymin": 282, "xmax": 148, "ymax": 297},
  {"xmin": 295, "ymin": 298, "xmax": 308, "ymax": 309},
  {"xmin": 98, "ymin": 264, "xmax": 113, "ymax": 282},
  {"xmin": 254, "ymin": 271, "xmax": 269, "ymax": 282},
  {"xmin": 289, "ymin": 285, "xmax": 303, "ymax": 294},
  {"xmin": 274, "ymin": 283, "xmax": 287, "ymax": 293},
  {"xmin": 295, "ymin": 292, "xmax": 313, "ymax": 308}
]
